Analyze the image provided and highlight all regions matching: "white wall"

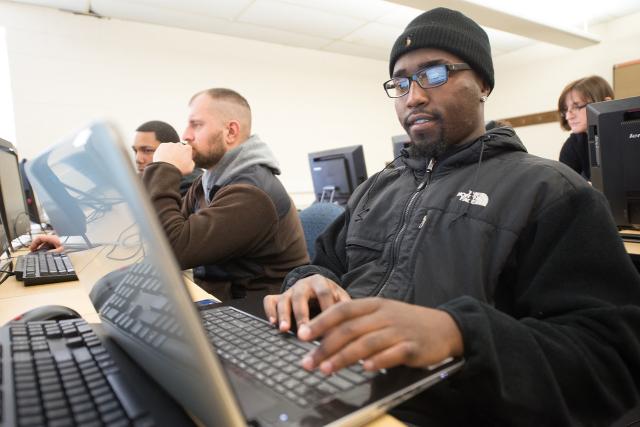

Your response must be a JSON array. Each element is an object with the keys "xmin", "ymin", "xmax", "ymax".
[
  {"xmin": 488, "ymin": 11, "xmax": 640, "ymax": 160},
  {"xmin": 0, "ymin": 26, "xmax": 16, "ymax": 142},
  {"xmin": 0, "ymin": 1, "xmax": 404, "ymax": 202}
]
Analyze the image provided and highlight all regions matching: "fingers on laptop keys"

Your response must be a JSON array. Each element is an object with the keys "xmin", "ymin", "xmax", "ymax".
[
  {"xmin": 301, "ymin": 298, "xmax": 464, "ymax": 376},
  {"xmin": 263, "ymin": 274, "xmax": 351, "ymax": 334}
]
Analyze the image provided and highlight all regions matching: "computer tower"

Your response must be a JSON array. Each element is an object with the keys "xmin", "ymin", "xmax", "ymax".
[{"xmin": 588, "ymin": 96, "xmax": 640, "ymax": 227}]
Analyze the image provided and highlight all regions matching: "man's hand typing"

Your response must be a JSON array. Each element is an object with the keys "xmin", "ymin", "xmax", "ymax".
[
  {"xmin": 263, "ymin": 274, "xmax": 351, "ymax": 333},
  {"xmin": 296, "ymin": 298, "xmax": 464, "ymax": 374}
]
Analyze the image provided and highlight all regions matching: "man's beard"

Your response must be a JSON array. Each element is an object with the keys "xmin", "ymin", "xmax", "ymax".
[
  {"xmin": 411, "ymin": 134, "xmax": 447, "ymax": 159},
  {"xmin": 402, "ymin": 109, "xmax": 449, "ymax": 159},
  {"xmin": 193, "ymin": 130, "xmax": 225, "ymax": 169},
  {"xmin": 408, "ymin": 124, "xmax": 447, "ymax": 159}
]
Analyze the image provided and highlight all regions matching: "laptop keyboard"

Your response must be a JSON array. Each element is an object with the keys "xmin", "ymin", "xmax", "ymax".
[
  {"xmin": 201, "ymin": 307, "xmax": 378, "ymax": 408},
  {"xmin": 14, "ymin": 252, "xmax": 78, "ymax": 286},
  {"xmin": 95, "ymin": 263, "xmax": 378, "ymax": 409},
  {"xmin": 2, "ymin": 319, "xmax": 150, "ymax": 426},
  {"xmin": 99, "ymin": 264, "xmax": 181, "ymax": 350}
]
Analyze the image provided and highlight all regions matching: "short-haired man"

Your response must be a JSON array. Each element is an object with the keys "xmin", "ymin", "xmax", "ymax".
[
  {"xmin": 143, "ymin": 88, "xmax": 308, "ymax": 300},
  {"xmin": 264, "ymin": 8, "xmax": 640, "ymax": 425},
  {"xmin": 132, "ymin": 120, "xmax": 202, "ymax": 195}
]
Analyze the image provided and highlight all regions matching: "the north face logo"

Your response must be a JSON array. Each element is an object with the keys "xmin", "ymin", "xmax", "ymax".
[{"xmin": 456, "ymin": 191, "xmax": 489, "ymax": 207}]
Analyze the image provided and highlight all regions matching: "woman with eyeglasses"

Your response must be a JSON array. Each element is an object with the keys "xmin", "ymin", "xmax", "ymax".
[{"xmin": 557, "ymin": 75, "xmax": 613, "ymax": 180}]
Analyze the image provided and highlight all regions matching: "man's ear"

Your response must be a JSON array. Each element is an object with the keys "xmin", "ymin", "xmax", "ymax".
[
  {"xmin": 474, "ymin": 72, "xmax": 491, "ymax": 99},
  {"xmin": 480, "ymin": 79, "xmax": 491, "ymax": 98},
  {"xmin": 225, "ymin": 120, "xmax": 241, "ymax": 145},
  {"xmin": 605, "ymin": 96, "xmax": 613, "ymax": 101}
]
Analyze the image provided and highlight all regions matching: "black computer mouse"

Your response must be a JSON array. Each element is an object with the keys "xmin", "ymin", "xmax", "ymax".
[
  {"xmin": 14, "ymin": 305, "xmax": 81, "ymax": 322},
  {"xmin": 34, "ymin": 242, "xmax": 57, "ymax": 252}
]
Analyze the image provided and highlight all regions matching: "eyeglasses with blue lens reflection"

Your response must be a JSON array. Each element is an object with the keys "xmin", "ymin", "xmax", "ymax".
[{"xmin": 383, "ymin": 63, "xmax": 471, "ymax": 98}]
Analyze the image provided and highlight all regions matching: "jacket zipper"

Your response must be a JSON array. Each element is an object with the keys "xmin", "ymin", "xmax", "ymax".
[{"xmin": 373, "ymin": 158, "xmax": 435, "ymax": 297}]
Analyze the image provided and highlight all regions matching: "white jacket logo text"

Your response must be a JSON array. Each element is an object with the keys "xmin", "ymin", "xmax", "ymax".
[{"xmin": 456, "ymin": 191, "xmax": 489, "ymax": 207}]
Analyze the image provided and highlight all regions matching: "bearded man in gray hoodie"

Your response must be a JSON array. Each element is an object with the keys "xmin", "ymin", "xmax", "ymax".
[{"xmin": 143, "ymin": 88, "xmax": 308, "ymax": 300}]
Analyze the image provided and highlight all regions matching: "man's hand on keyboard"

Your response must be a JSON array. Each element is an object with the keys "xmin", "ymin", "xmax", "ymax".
[
  {"xmin": 295, "ymin": 298, "xmax": 464, "ymax": 374},
  {"xmin": 263, "ymin": 274, "xmax": 351, "ymax": 333},
  {"xmin": 30, "ymin": 234, "xmax": 64, "ymax": 253}
]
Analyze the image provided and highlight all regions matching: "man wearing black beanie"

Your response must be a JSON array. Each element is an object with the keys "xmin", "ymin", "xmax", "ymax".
[{"xmin": 266, "ymin": 7, "xmax": 640, "ymax": 426}]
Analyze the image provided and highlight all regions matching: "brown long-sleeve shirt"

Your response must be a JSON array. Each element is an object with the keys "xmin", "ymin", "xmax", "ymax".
[{"xmin": 143, "ymin": 162, "xmax": 308, "ymax": 299}]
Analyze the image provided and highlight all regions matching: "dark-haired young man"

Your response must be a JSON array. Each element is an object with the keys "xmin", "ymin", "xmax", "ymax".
[
  {"xmin": 264, "ymin": 7, "xmax": 640, "ymax": 425},
  {"xmin": 143, "ymin": 89, "xmax": 308, "ymax": 300},
  {"xmin": 132, "ymin": 120, "xmax": 202, "ymax": 195}
]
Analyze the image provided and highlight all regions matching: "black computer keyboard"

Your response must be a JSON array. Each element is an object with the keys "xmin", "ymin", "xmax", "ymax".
[
  {"xmin": 201, "ymin": 307, "xmax": 378, "ymax": 408},
  {"xmin": 1, "ymin": 318, "xmax": 151, "ymax": 426},
  {"xmin": 14, "ymin": 252, "xmax": 78, "ymax": 286}
]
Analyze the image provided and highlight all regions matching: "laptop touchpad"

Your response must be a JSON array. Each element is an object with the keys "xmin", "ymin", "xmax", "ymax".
[{"xmin": 227, "ymin": 372, "xmax": 278, "ymax": 418}]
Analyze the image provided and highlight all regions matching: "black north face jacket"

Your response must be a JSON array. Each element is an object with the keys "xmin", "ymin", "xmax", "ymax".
[{"xmin": 284, "ymin": 127, "xmax": 640, "ymax": 425}]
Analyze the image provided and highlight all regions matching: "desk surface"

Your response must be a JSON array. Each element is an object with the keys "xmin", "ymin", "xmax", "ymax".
[
  {"xmin": 622, "ymin": 229, "xmax": 640, "ymax": 256},
  {"xmin": 0, "ymin": 247, "xmax": 402, "ymax": 427},
  {"xmin": 0, "ymin": 247, "xmax": 214, "ymax": 324}
]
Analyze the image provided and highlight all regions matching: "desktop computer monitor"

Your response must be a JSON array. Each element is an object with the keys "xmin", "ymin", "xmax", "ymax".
[
  {"xmin": 308, "ymin": 145, "xmax": 367, "ymax": 205},
  {"xmin": 0, "ymin": 138, "xmax": 31, "ymax": 246},
  {"xmin": 0, "ymin": 211, "xmax": 11, "ymax": 285},
  {"xmin": 26, "ymin": 145, "xmax": 90, "ymax": 240},
  {"xmin": 587, "ymin": 95, "xmax": 640, "ymax": 229},
  {"xmin": 19, "ymin": 158, "xmax": 44, "ymax": 225},
  {"xmin": 391, "ymin": 134, "xmax": 412, "ymax": 159}
]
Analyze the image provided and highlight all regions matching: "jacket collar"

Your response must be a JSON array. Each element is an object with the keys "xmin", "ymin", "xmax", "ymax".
[
  {"xmin": 400, "ymin": 127, "xmax": 526, "ymax": 175},
  {"xmin": 201, "ymin": 134, "xmax": 280, "ymax": 204}
]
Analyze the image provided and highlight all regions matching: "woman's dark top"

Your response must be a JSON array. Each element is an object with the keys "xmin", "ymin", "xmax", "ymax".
[{"xmin": 559, "ymin": 132, "xmax": 590, "ymax": 180}]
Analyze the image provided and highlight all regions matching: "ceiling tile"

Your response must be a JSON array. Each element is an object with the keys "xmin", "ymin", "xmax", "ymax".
[
  {"xmin": 237, "ymin": 0, "xmax": 366, "ymax": 39},
  {"xmin": 374, "ymin": 3, "xmax": 422, "ymax": 27},
  {"xmin": 342, "ymin": 22, "xmax": 399, "ymax": 49},
  {"xmin": 92, "ymin": 0, "xmax": 331, "ymax": 49},
  {"xmin": 217, "ymin": 21, "xmax": 332, "ymax": 49},
  {"xmin": 276, "ymin": 0, "xmax": 396, "ymax": 21},
  {"xmin": 323, "ymin": 40, "xmax": 388, "ymax": 60},
  {"xmin": 8, "ymin": 0, "xmax": 89, "ymax": 12},
  {"xmin": 114, "ymin": 0, "xmax": 254, "ymax": 20}
]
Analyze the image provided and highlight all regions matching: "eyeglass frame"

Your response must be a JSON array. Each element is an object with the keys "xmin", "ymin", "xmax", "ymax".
[
  {"xmin": 383, "ymin": 63, "xmax": 472, "ymax": 98},
  {"xmin": 560, "ymin": 103, "xmax": 588, "ymax": 118}
]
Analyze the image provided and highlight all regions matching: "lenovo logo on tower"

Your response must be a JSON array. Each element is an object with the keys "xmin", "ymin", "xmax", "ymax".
[{"xmin": 629, "ymin": 133, "xmax": 640, "ymax": 140}]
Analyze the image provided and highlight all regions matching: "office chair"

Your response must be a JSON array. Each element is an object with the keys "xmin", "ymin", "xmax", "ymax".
[{"xmin": 299, "ymin": 202, "xmax": 345, "ymax": 260}]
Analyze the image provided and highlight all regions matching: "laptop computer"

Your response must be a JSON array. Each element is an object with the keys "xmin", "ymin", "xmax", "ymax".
[{"xmin": 24, "ymin": 121, "xmax": 464, "ymax": 426}]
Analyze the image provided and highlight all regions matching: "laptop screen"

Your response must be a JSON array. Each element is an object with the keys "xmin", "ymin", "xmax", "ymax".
[{"xmin": 25, "ymin": 122, "xmax": 245, "ymax": 426}]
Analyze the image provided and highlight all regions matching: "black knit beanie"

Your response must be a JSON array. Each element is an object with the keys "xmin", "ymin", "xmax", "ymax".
[{"xmin": 389, "ymin": 7, "xmax": 494, "ymax": 92}]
